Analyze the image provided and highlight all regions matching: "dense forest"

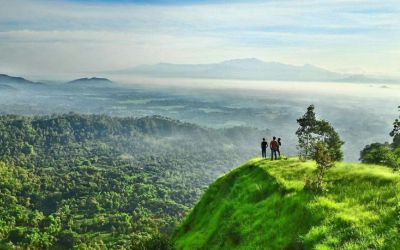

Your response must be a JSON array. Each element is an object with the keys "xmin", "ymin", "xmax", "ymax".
[{"xmin": 0, "ymin": 114, "xmax": 267, "ymax": 249}]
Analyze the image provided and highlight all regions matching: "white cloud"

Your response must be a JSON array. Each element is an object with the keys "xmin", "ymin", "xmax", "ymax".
[{"xmin": 0, "ymin": 0, "xmax": 399, "ymax": 77}]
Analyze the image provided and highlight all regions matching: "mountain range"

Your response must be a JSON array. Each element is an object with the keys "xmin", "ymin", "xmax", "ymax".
[
  {"xmin": 115, "ymin": 58, "xmax": 396, "ymax": 83},
  {"xmin": 0, "ymin": 74, "xmax": 114, "ymax": 90},
  {"xmin": 1, "ymin": 58, "xmax": 398, "ymax": 86}
]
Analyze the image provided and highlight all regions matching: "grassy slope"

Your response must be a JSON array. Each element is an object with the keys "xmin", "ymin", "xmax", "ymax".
[{"xmin": 174, "ymin": 158, "xmax": 400, "ymax": 250}]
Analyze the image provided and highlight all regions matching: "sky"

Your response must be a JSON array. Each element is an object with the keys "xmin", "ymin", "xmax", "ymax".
[{"xmin": 0, "ymin": 0, "xmax": 399, "ymax": 78}]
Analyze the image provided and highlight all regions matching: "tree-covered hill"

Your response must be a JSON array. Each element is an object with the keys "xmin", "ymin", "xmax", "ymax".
[
  {"xmin": 0, "ymin": 114, "xmax": 268, "ymax": 249},
  {"xmin": 174, "ymin": 158, "xmax": 400, "ymax": 249}
]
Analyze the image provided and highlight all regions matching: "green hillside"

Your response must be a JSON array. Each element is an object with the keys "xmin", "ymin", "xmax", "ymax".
[{"xmin": 174, "ymin": 158, "xmax": 400, "ymax": 250}]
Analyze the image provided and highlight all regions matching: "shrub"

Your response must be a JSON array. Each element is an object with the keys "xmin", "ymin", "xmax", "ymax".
[
  {"xmin": 143, "ymin": 233, "xmax": 174, "ymax": 250},
  {"xmin": 305, "ymin": 142, "xmax": 335, "ymax": 193}
]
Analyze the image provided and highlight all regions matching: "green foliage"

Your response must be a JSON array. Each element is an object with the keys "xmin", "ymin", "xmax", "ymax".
[
  {"xmin": 390, "ymin": 106, "xmax": 400, "ymax": 138},
  {"xmin": 0, "ymin": 114, "xmax": 265, "ymax": 249},
  {"xmin": 296, "ymin": 105, "xmax": 318, "ymax": 160},
  {"xmin": 316, "ymin": 120, "xmax": 344, "ymax": 162},
  {"xmin": 360, "ymin": 143, "xmax": 399, "ymax": 170},
  {"xmin": 360, "ymin": 143, "xmax": 392, "ymax": 164},
  {"xmin": 174, "ymin": 158, "xmax": 400, "ymax": 249},
  {"xmin": 305, "ymin": 142, "xmax": 335, "ymax": 193},
  {"xmin": 393, "ymin": 135, "xmax": 400, "ymax": 149},
  {"xmin": 296, "ymin": 105, "xmax": 344, "ymax": 161},
  {"xmin": 143, "ymin": 234, "xmax": 174, "ymax": 250},
  {"xmin": 296, "ymin": 106, "xmax": 343, "ymax": 192},
  {"xmin": 360, "ymin": 106, "xmax": 400, "ymax": 170},
  {"xmin": 390, "ymin": 106, "xmax": 400, "ymax": 149}
]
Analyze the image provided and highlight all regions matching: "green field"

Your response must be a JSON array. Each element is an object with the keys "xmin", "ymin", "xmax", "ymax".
[{"xmin": 174, "ymin": 158, "xmax": 400, "ymax": 250}]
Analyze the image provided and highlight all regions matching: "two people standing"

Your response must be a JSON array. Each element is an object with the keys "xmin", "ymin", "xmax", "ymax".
[{"xmin": 261, "ymin": 137, "xmax": 282, "ymax": 160}]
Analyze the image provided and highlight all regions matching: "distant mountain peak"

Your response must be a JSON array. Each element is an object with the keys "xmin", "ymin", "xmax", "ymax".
[
  {"xmin": 221, "ymin": 58, "xmax": 265, "ymax": 64},
  {"xmin": 0, "ymin": 74, "xmax": 42, "ymax": 85},
  {"xmin": 67, "ymin": 77, "xmax": 112, "ymax": 84}
]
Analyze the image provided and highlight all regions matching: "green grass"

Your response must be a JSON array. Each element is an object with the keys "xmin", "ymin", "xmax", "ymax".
[{"xmin": 173, "ymin": 158, "xmax": 400, "ymax": 250}]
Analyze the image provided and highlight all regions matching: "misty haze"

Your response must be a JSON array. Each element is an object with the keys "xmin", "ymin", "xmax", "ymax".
[
  {"xmin": 0, "ymin": 0, "xmax": 399, "ymax": 249},
  {"xmin": 1, "ymin": 73, "xmax": 399, "ymax": 162}
]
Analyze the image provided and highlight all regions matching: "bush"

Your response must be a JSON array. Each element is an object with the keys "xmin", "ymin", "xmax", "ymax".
[
  {"xmin": 143, "ymin": 234, "xmax": 174, "ymax": 250},
  {"xmin": 360, "ymin": 143, "xmax": 392, "ymax": 164},
  {"xmin": 305, "ymin": 142, "xmax": 335, "ymax": 193},
  {"xmin": 360, "ymin": 143, "xmax": 399, "ymax": 170}
]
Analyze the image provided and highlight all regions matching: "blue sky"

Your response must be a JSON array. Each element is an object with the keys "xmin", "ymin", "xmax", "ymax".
[
  {"xmin": 0, "ymin": 0, "xmax": 399, "ymax": 77},
  {"xmin": 67, "ymin": 0, "xmax": 250, "ymax": 4}
]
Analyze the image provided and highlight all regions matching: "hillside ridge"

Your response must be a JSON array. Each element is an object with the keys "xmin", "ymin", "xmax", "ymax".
[{"xmin": 174, "ymin": 158, "xmax": 400, "ymax": 249}]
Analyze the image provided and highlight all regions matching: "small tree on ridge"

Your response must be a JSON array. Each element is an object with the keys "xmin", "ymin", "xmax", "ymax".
[{"xmin": 297, "ymin": 105, "xmax": 344, "ymax": 192}]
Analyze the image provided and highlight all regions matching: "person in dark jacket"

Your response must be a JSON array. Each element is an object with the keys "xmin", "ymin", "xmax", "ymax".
[
  {"xmin": 261, "ymin": 138, "xmax": 268, "ymax": 158},
  {"xmin": 277, "ymin": 138, "xmax": 282, "ymax": 157},
  {"xmin": 270, "ymin": 137, "xmax": 278, "ymax": 160}
]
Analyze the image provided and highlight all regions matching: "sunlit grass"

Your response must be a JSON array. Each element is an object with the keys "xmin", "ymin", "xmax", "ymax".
[{"xmin": 174, "ymin": 158, "xmax": 400, "ymax": 249}]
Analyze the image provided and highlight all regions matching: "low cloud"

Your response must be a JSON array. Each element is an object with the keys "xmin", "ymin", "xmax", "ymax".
[{"xmin": 0, "ymin": 0, "xmax": 399, "ymax": 77}]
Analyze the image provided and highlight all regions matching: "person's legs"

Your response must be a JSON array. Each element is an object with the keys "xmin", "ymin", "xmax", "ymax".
[
  {"xmin": 262, "ymin": 150, "xmax": 266, "ymax": 158},
  {"xmin": 273, "ymin": 150, "xmax": 277, "ymax": 160},
  {"xmin": 271, "ymin": 150, "xmax": 274, "ymax": 160},
  {"xmin": 277, "ymin": 149, "xmax": 280, "ymax": 157}
]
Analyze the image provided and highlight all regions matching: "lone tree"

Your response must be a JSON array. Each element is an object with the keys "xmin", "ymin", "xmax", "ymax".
[
  {"xmin": 296, "ymin": 105, "xmax": 344, "ymax": 161},
  {"xmin": 297, "ymin": 105, "xmax": 344, "ymax": 192}
]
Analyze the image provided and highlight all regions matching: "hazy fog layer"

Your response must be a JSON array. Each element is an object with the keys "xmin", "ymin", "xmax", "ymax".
[
  {"xmin": 117, "ymin": 78, "xmax": 399, "ymax": 161},
  {"xmin": 0, "ymin": 78, "xmax": 398, "ymax": 161}
]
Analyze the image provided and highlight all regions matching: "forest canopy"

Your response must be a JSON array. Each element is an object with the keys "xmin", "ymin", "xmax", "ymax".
[{"xmin": 0, "ymin": 113, "xmax": 267, "ymax": 249}]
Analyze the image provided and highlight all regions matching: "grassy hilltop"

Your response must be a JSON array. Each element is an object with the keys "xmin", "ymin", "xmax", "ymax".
[{"xmin": 174, "ymin": 158, "xmax": 400, "ymax": 250}]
